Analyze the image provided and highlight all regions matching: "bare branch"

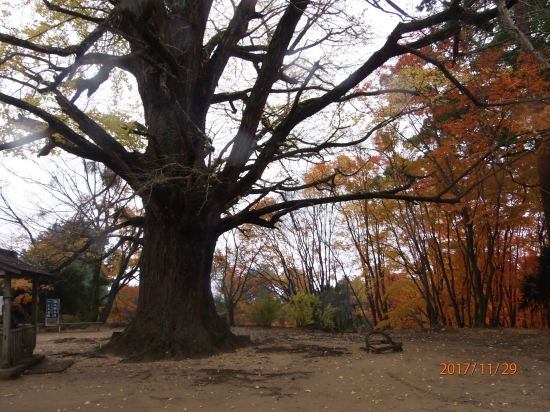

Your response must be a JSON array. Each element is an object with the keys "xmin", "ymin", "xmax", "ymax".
[
  {"xmin": 202, "ymin": 0, "xmax": 258, "ymax": 106},
  {"xmin": 0, "ymin": 192, "xmax": 36, "ymax": 245},
  {"xmin": 53, "ymin": 91, "xmax": 138, "ymax": 176},
  {"xmin": 0, "ymin": 22, "xmax": 106, "ymax": 57},
  {"xmin": 223, "ymin": 0, "xmax": 312, "ymax": 181},
  {"xmin": 0, "ymin": 92, "xmax": 120, "ymax": 170},
  {"xmin": 43, "ymin": 0, "xmax": 106, "ymax": 24},
  {"xmin": 0, "ymin": 128, "xmax": 52, "ymax": 152}
]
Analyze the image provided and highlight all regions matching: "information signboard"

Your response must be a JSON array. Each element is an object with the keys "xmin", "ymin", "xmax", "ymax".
[{"xmin": 45, "ymin": 299, "xmax": 60, "ymax": 325}]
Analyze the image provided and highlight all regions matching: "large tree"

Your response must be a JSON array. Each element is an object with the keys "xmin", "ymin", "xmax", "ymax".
[{"xmin": 0, "ymin": 0, "xmax": 537, "ymax": 358}]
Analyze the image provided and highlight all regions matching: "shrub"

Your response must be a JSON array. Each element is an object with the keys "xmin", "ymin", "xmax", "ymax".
[
  {"xmin": 61, "ymin": 314, "xmax": 82, "ymax": 323},
  {"xmin": 319, "ymin": 283, "xmax": 356, "ymax": 332},
  {"xmin": 317, "ymin": 303, "xmax": 338, "ymax": 329},
  {"xmin": 246, "ymin": 291, "xmax": 281, "ymax": 327},
  {"xmin": 277, "ymin": 303, "xmax": 291, "ymax": 326},
  {"xmin": 284, "ymin": 292, "xmax": 338, "ymax": 329},
  {"xmin": 286, "ymin": 292, "xmax": 319, "ymax": 327}
]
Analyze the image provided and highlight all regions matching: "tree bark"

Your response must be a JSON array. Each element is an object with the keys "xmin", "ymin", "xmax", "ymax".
[{"xmin": 106, "ymin": 211, "xmax": 243, "ymax": 359}]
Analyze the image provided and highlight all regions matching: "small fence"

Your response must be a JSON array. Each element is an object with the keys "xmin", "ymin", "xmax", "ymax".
[
  {"xmin": 0, "ymin": 325, "xmax": 36, "ymax": 367},
  {"xmin": 56, "ymin": 322, "xmax": 103, "ymax": 332},
  {"xmin": 38, "ymin": 322, "xmax": 103, "ymax": 332}
]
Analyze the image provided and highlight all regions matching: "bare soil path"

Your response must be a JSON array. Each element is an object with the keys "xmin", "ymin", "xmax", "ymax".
[{"xmin": 1, "ymin": 327, "xmax": 549, "ymax": 411}]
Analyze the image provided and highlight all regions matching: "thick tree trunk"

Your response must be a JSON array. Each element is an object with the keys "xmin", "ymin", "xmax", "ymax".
[{"xmin": 106, "ymin": 211, "xmax": 243, "ymax": 359}]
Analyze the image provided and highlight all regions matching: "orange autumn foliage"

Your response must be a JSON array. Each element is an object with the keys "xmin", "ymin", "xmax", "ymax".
[{"xmin": 106, "ymin": 285, "xmax": 138, "ymax": 324}]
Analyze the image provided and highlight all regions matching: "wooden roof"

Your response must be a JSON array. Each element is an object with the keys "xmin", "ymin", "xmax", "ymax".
[{"xmin": 0, "ymin": 248, "xmax": 53, "ymax": 278}]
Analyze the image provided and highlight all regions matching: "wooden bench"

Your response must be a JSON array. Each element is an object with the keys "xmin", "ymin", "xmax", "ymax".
[{"xmin": 364, "ymin": 330, "xmax": 403, "ymax": 354}]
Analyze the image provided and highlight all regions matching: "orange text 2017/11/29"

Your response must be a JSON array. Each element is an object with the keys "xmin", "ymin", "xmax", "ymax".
[{"xmin": 439, "ymin": 362, "xmax": 517, "ymax": 376}]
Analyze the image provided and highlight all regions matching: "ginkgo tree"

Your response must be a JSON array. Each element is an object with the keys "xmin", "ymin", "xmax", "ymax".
[{"xmin": 0, "ymin": 0, "xmax": 537, "ymax": 358}]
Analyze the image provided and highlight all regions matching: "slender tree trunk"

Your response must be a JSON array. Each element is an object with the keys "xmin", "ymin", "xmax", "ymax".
[
  {"xmin": 364, "ymin": 275, "xmax": 378, "ymax": 326},
  {"xmin": 100, "ymin": 282, "xmax": 119, "ymax": 324},
  {"xmin": 227, "ymin": 301, "xmax": 235, "ymax": 327},
  {"xmin": 436, "ymin": 242, "xmax": 463, "ymax": 326},
  {"xmin": 99, "ymin": 241, "xmax": 140, "ymax": 324},
  {"xmin": 509, "ymin": 288, "xmax": 516, "ymax": 328},
  {"xmin": 421, "ymin": 272, "xmax": 438, "ymax": 326},
  {"xmin": 461, "ymin": 208, "xmax": 489, "ymax": 327},
  {"xmin": 537, "ymin": 140, "xmax": 550, "ymax": 241},
  {"xmin": 90, "ymin": 261, "xmax": 102, "ymax": 322},
  {"xmin": 107, "ymin": 211, "xmax": 242, "ymax": 359},
  {"xmin": 99, "ymin": 266, "xmax": 137, "ymax": 324}
]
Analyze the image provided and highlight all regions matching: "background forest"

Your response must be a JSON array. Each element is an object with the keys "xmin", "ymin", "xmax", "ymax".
[{"xmin": 212, "ymin": 25, "xmax": 550, "ymax": 330}]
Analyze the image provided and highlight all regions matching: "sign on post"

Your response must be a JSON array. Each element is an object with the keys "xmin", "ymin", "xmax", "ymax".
[{"xmin": 45, "ymin": 299, "xmax": 60, "ymax": 325}]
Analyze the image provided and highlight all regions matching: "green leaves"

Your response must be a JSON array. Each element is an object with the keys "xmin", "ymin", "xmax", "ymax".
[{"xmin": 246, "ymin": 290, "xmax": 282, "ymax": 327}]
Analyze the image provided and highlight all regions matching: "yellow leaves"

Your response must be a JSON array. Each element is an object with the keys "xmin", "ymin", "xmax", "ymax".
[
  {"xmin": 18, "ymin": 0, "xmax": 100, "ymax": 50},
  {"xmin": 283, "ymin": 292, "xmax": 323, "ymax": 328},
  {"xmin": 384, "ymin": 249, "xmax": 401, "ymax": 260},
  {"xmin": 11, "ymin": 278, "xmax": 33, "ymax": 293},
  {"xmin": 383, "ymin": 279, "xmax": 418, "ymax": 301},
  {"xmin": 27, "ymin": 231, "xmax": 84, "ymax": 268},
  {"xmin": 21, "ymin": 93, "xmax": 43, "ymax": 107},
  {"xmin": 10, "ymin": 278, "xmax": 53, "ymax": 304},
  {"xmin": 361, "ymin": 275, "xmax": 428, "ymax": 329},
  {"xmin": 14, "ymin": 293, "xmax": 32, "ymax": 305},
  {"xmin": 377, "ymin": 296, "xmax": 426, "ymax": 330},
  {"xmin": 351, "ymin": 276, "xmax": 368, "ymax": 303},
  {"xmin": 90, "ymin": 111, "xmax": 146, "ymax": 152}
]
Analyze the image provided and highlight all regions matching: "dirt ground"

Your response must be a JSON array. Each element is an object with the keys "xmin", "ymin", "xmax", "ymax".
[{"xmin": 1, "ymin": 327, "xmax": 549, "ymax": 412}]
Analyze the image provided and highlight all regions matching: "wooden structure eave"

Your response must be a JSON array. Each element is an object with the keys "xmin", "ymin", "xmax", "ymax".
[{"xmin": 0, "ymin": 248, "xmax": 53, "ymax": 279}]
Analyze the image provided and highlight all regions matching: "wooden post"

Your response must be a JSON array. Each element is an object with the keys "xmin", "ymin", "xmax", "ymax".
[
  {"xmin": 31, "ymin": 276, "xmax": 38, "ymax": 326},
  {"xmin": 1, "ymin": 270, "xmax": 11, "ymax": 368},
  {"xmin": 31, "ymin": 275, "xmax": 39, "ymax": 353}
]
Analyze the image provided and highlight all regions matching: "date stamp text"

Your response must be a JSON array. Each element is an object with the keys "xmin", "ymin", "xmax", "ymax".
[{"xmin": 439, "ymin": 362, "xmax": 517, "ymax": 376}]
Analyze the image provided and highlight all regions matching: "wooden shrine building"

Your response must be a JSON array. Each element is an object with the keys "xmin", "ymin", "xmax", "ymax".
[{"xmin": 0, "ymin": 248, "xmax": 53, "ymax": 369}]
